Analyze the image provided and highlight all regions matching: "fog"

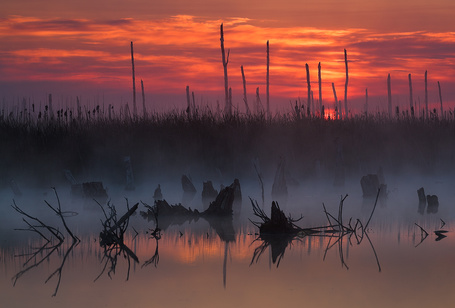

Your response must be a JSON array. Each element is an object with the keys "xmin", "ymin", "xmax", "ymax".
[
  {"xmin": 2, "ymin": 113, "xmax": 455, "ymax": 303},
  {"xmin": 2, "ymin": 167, "xmax": 454, "ymax": 244}
]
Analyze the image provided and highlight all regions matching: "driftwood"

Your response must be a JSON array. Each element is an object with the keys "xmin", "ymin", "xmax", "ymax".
[
  {"xmin": 250, "ymin": 200, "xmax": 302, "ymax": 234},
  {"xmin": 140, "ymin": 179, "xmax": 241, "ymax": 240},
  {"xmin": 250, "ymin": 189, "xmax": 382, "ymax": 271},
  {"xmin": 99, "ymin": 202, "xmax": 139, "ymax": 246},
  {"xmin": 96, "ymin": 201, "xmax": 139, "ymax": 281},
  {"xmin": 142, "ymin": 179, "xmax": 239, "ymax": 222},
  {"xmin": 141, "ymin": 200, "xmax": 199, "ymax": 230},
  {"xmin": 11, "ymin": 189, "xmax": 80, "ymax": 296},
  {"xmin": 414, "ymin": 219, "xmax": 448, "ymax": 247}
]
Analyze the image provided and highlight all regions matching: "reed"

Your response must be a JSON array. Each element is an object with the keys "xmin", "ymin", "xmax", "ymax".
[{"xmin": 2, "ymin": 103, "xmax": 455, "ymax": 190}]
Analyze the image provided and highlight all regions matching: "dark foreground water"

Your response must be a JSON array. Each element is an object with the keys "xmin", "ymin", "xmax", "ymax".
[{"xmin": 1, "ymin": 175, "xmax": 455, "ymax": 307}]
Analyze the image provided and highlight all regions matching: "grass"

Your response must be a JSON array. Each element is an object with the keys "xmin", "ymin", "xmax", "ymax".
[{"xmin": 1, "ymin": 105, "xmax": 455, "ymax": 189}]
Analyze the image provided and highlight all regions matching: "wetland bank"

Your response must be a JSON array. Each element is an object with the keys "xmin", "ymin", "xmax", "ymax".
[{"xmin": 1, "ymin": 109, "xmax": 455, "ymax": 307}]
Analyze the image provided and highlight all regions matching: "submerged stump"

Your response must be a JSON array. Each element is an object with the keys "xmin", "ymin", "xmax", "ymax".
[
  {"xmin": 71, "ymin": 181, "xmax": 108, "ymax": 200},
  {"xmin": 417, "ymin": 187, "xmax": 426, "ymax": 214},
  {"xmin": 426, "ymin": 195, "xmax": 439, "ymax": 214},
  {"xmin": 202, "ymin": 180, "xmax": 218, "ymax": 209},
  {"xmin": 260, "ymin": 202, "xmax": 295, "ymax": 234},
  {"xmin": 182, "ymin": 175, "xmax": 197, "ymax": 193}
]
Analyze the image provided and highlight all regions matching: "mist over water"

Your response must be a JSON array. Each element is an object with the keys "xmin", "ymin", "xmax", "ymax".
[{"xmin": 2, "ymin": 113, "xmax": 455, "ymax": 307}]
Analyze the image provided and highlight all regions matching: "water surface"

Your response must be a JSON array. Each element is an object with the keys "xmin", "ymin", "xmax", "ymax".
[{"xmin": 1, "ymin": 176, "xmax": 455, "ymax": 307}]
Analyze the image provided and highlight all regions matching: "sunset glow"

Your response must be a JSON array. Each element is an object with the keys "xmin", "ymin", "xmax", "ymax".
[{"xmin": 1, "ymin": 2, "xmax": 455, "ymax": 114}]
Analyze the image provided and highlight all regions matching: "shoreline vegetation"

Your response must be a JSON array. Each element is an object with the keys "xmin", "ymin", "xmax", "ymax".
[
  {"xmin": 1, "ymin": 104, "xmax": 455, "ymax": 190},
  {"xmin": 2, "ymin": 27, "xmax": 453, "ymax": 190}
]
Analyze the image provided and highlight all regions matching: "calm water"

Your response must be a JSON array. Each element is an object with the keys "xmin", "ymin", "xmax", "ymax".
[{"xmin": 1, "ymin": 175, "xmax": 455, "ymax": 307}]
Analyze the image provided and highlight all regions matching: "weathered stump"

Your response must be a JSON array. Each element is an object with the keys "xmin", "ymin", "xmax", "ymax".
[
  {"xmin": 72, "ymin": 181, "xmax": 108, "ymax": 200},
  {"xmin": 232, "ymin": 178, "xmax": 242, "ymax": 216},
  {"xmin": 10, "ymin": 179, "xmax": 22, "ymax": 197},
  {"xmin": 360, "ymin": 174, "xmax": 380, "ymax": 197},
  {"xmin": 204, "ymin": 181, "xmax": 236, "ymax": 216},
  {"xmin": 417, "ymin": 187, "xmax": 426, "ymax": 214},
  {"xmin": 417, "ymin": 187, "xmax": 426, "ymax": 203},
  {"xmin": 202, "ymin": 180, "xmax": 218, "ymax": 209},
  {"xmin": 153, "ymin": 184, "xmax": 163, "ymax": 201},
  {"xmin": 426, "ymin": 195, "xmax": 439, "ymax": 214},
  {"xmin": 272, "ymin": 159, "xmax": 288, "ymax": 199},
  {"xmin": 260, "ymin": 202, "xmax": 296, "ymax": 234},
  {"xmin": 124, "ymin": 156, "xmax": 135, "ymax": 191},
  {"xmin": 182, "ymin": 175, "xmax": 196, "ymax": 193},
  {"xmin": 181, "ymin": 175, "xmax": 196, "ymax": 205}
]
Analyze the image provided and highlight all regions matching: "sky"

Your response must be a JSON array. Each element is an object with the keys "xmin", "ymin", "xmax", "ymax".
[{"xmin": 1, "ymin": 0, "xmax": 455, "ymax": 116}]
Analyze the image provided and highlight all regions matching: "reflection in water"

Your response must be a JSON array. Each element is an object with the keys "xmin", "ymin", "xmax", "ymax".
[
  {"xmin": 249, "ymin": 192, "xmax": 383, "ymax": 271},
  {"xmin": 12, "ymin": 240, "xmax": 79, "ymax": 297},
  {"xmin": 96, "ymin": 201, "xmax": 139, "ymax": 282},
  {"xmin": 3, "ymin": 185, "xmax": 455, "ymax": 307}
]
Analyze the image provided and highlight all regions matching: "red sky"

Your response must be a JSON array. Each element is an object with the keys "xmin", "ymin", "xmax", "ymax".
[{"xmin": 1, "ymin": 0, "xmax": 454, "ymax": 115}]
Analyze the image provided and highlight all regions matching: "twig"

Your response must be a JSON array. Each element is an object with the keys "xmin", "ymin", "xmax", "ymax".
[
  {"xmin": 440, "ymin": 219, "xmax": 446, "ymax": 228},
  {"xmin": 364, "ymin": 188, "xmax": 380, "ymax": 231},
  {"xmin": 414, "ymin": 223, "xmax": 429, "ymax": 247},
  {"xmin": 365, "ymin": 232, "xmax": 381, "ymax": 272},
  {"xmin": 11, "ymin": 200, "xmax": 64, "ymax": 242},
  {"xmin": 45, "ymin": 241, "xmax": 79, "ymax": 297},
  {"xmin": 45, "ymin": 188, "xmax": 80, "ymax": 242}
]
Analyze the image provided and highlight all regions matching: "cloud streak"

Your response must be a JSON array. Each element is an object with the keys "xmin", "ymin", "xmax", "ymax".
[{"xmin": 0, "ymin": 15, "xmax": 454, "ymax": 113}]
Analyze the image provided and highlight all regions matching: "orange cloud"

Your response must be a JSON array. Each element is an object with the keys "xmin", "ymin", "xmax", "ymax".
[{"xmin": 0, "ymin": 15, "xmax": 454, "ymax": 114}]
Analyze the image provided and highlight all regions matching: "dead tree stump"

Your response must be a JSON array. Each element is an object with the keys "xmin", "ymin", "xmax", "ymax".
[
  {"xmin": 426, "ymin": 195, "xmax": 439, "ymax": 214},
  {"xmin": 182, "ymin": 175, "xmax": 196, "ymax": 193},
  {"xmin": 361, "ymin": 174, "xmax": 380, "ymax": 197},
  {"xmin": 153, "ymin": 184, "xmax": 163, "ymax": 201},
  {"xmin": 272, "ymin": 158, "xmax": 287, "ymax": 200},
  {"xmin": 417, "ymin": 187, "xmax": 426, "ymax": 214}
]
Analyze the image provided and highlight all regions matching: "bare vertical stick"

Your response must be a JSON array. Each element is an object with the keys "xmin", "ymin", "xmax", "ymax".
[
  {"xmin": 408, "ymin": 73, "xmax": 414, "ymax": 116},
  {"xmin": 192, "ymin": 91, "xmax": 196, "ymax": 114},
  {"xmin": 141, "ymin": 79, "xmax": 147, "ymax": 119},
  {"xmin": 256, "ymin": 87, "xmax": 262, "ymax": 115},
  {"xmin": 130, "ymin": 41, "xmax": 137, "ymax": 119},
  {"xmin": 318, "ymin": 62, "xmax": 322, "ymax": 115},
  {"xmin": 332, "ymin": 83, "xmax": 338, "ymax": 120},
  {"xmin": 387, "ymin": 73, "xmax": 392, "ymax": 118},
  {"xmin": 365, "ymin": 88, "xmax": 368, "ymax": 116},
  {"xmin": 76, "ymin": 96, "xmax": 81, "ymax": 120},
  {"xmin": 425, "ymin": 70, "xmax": 428, "ymax": 120},
  {"xmin": 241, "ymin": 65, "xmax": 250, "ymax": 115},
  {"xmin": 311, "ymin": 91, "xmax": 315, "ymax": 117},
  {"xmin": 48, "ymin": 94, "xmax": 54, "ymax": 119},
  {"xmin": 229, "ymin": 87, "xmax": 232, "ymax": 115},
  {"xmin": 306, "ymin": 63, "xmax": 311, "ymax": 116},
  {"xmin": 438, "ymin": 81, "xmax": 443, "ymax": 119},
  {"xmin": 344, "ymin": 49, "xmax": 348, "ymax": 118},
  {"xmin": 220, "ymin": 24, "xmax": 230, "ymax": 115},
  {"xmin": 186, "ymin": 85, "xmax": 191, "ymax": 115},
  {"xmin": 266, "ymin": 40, "xmax": 270, "ymax": 119}
]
